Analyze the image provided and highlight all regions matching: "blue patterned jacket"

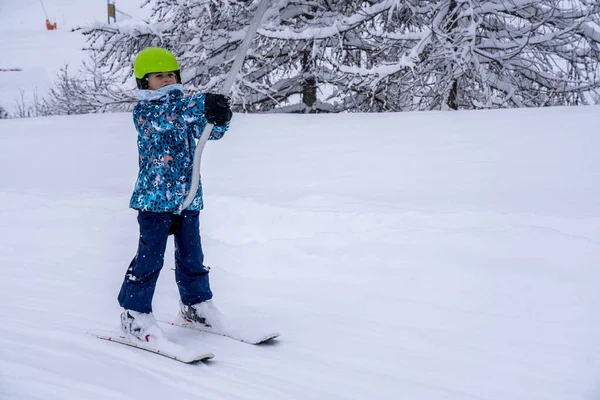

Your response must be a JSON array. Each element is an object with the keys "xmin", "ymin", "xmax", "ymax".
[{"xmin": 129, "ymin": 85, "xmax": 228, "ymax": 214}]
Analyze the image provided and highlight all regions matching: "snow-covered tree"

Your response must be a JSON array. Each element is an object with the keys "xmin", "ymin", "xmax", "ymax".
[
  {"xmin": 247, "ymin": 0, "xmax": 386, "ymax": 112},
  {"xmin": 80, "ymin": 1, "xmax": 267, "ymax": 110},
  {"xmin": 351, "ymin": 0, "xmax": 600, "ymax": 110},
  {"xmin": 256, "ymin": 0, "xmax": 398, "ymax": 112},
  {"xmin": 72, "ymin": 0, "xmax": 600, "ymax": 114},
  {"xmin": 0, "ymin": 105, "xmax": 8, "ymax": 119},
  {"xmin": 318, "ymin": 1, "xmax": 419, "ymax": 112},
  {"xmin": 41, "ymin": 59, "xmax": 136, "ymax": 115},
  {"xmin": 80, "ymin": 1, "xmax": 404, "ymax": 112}
]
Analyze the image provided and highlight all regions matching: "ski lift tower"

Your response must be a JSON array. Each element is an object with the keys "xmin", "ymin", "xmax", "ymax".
[
  {"xmin": 107, "ymin": 1, "xmax": 133, "ymax": 24},
  {"xmin": 107, "ymin": 0, "xmax": 116, "ymax": 24}
]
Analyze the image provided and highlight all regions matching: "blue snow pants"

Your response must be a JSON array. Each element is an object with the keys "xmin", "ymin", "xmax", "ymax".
[{"xmin": 118, "ymin": 210, "xmax": 213, "ymax": 313}]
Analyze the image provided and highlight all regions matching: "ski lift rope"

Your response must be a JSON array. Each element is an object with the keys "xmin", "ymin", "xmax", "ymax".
[{"xmin": 182, "ymin": 0, "xmax": 271, "ymax": 210}]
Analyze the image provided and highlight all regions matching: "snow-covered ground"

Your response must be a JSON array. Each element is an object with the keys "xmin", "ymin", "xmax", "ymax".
[
  {"xmin": 2, "ymin": 1, "xmax": 600, "ymax": 400},
  {"xmin": 2, "ymin": 106, "xmax": 600, "ymax": 400}
]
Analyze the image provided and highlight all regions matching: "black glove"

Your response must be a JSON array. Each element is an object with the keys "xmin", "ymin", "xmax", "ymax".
[{"xmin": 204, "ymin": 93, "xmax": 232, "ymax": 126}]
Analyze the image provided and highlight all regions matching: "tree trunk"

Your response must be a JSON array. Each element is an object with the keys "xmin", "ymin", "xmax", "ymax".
[
  {"xmin": 447, "ymin": 79, "xmax": 458, "ymax": 110},
  {"xmin": 446, "ymin": 0, "xmax": 459, "ymax": 110},
  {"xmin": 302, "ymin": 48, "xmax": 317, "ymax": 112}
]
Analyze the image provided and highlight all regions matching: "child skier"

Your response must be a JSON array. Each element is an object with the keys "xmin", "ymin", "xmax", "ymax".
[{"xmin": 118, "ymin": 47, "xmax": 232, "ymax": 341}]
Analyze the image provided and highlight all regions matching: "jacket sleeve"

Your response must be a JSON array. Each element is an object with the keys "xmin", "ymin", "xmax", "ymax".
[
  {"xmin": 132, "ymin": 94, "xmax": 229, "ymax": 140},
  {"xmin": 182, "ymin": 93, "xmax": 229, "ymax": 140}
]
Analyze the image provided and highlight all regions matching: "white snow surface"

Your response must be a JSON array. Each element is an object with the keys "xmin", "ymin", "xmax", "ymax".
[
  {"xmin": 2, "ymin": 2, "xmax": 600, "ymax": 400},
  {"xmin": 1, "ymin": 106, "xmax": 600, "ymax": 400}
]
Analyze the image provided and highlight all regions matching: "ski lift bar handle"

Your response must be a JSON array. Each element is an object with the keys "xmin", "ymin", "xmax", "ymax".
[
  {"xmin": 182, "ymin": 0, "xmax": 271, "ymax": 210},
  {"xmin": 219, "ymin": 0, "xmax": 270, "ymax": 95}
]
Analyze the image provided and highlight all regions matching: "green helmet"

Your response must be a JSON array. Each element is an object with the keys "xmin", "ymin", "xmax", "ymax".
[{"xmin": 133, "ymin": 47, "xmax": 181, "ymax": 88}]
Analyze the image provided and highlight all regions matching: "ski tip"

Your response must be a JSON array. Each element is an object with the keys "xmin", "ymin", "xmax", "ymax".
[
  {"xmin": 251, "ymin": 333, "xmax": 281, "ymax": 345},
  {"xmin": 187, "ymin": 353, "xmax": 215, "ymax": 364}
]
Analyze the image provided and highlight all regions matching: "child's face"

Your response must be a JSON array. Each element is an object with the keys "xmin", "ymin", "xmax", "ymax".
[{"xmin": 147, "ymin": 71, "xmax": 178, "ymax": 90}]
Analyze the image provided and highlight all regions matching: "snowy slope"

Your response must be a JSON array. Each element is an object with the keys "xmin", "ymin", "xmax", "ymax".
[
  {"xmin": 0, "ymin": 0, "xmax": 146, "ymax": 30},
  {"xmin": 0, "ymin": 0, "xmax": 148, "ymax": 115},
  {"xmin": 1, "ymin": 106, "xmax": 600, "ymax": 400}
]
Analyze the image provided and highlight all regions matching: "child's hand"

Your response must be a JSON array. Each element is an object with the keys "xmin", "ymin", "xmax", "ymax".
[{"xmin": 205, "ymin": 93, "xmax": 233, "ymax": 126}]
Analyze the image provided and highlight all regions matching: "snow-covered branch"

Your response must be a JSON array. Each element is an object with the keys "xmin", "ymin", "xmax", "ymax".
[{"xmin": 35, "ymin": 0, "xmax": 600, "ymax": 116}]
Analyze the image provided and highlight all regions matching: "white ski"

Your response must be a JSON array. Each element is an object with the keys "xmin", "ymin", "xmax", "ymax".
[
  {"xmin": 161, "ymin": 318, "xmax": 280, "ymax": 345},
  {"xmin": 90, "ymin": 329, "xmax": 215, "ymax": 364}
]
